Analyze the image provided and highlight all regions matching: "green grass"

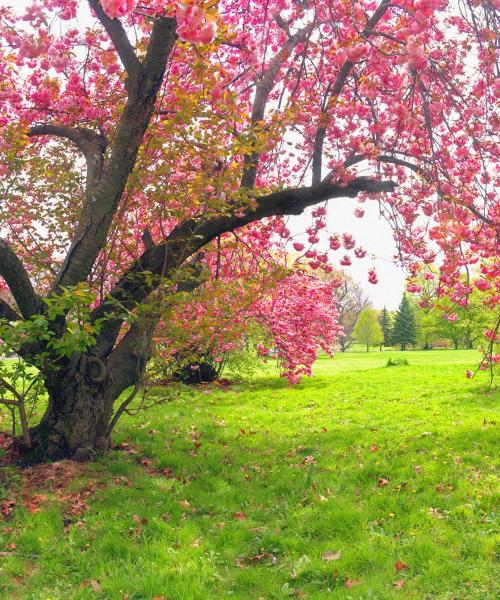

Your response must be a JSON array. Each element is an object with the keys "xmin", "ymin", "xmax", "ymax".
[{"xmin": 0, "ymin": 349, "xmax": 498, "ymax": 599}]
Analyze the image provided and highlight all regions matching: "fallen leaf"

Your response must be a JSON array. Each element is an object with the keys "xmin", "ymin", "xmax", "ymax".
[
  {"xmin": 436, "ymin": 483, "xmax": 453, "ymax": 494},
  {"xmin": 232, "ymin": 511, "xmax": 247, "ymax": 520},
  {"xmin": 249, "ymin": 552, "xmax": 274, "ymax": 563},
  {"xmin": 236, "ymin": 552, "xmax": 276, "ymax": 567},
  {"xmin": 6, "ymin": 542, "xmax": 16, "ymax": 551},
  {"xmin": 159, "ymin": 468, "xmax": 174, "ymax": 478},
  {"xmin": 322, "ymin": 549, "xmax": 341, "ymax": 561},
  {"xmin": 192, "ymin": 538, "xmax": 201, "ymax": 548},
  {"xmin": 378, "ymin": 478, "xmax": 389, "ymax": 487},
  {"xmin": 393, "ymin": 579, "xmax": 405, "ymax": 590},
  {"xmin": 0, "ymin": 499, "xmax": 16, "ymax": 519},
  {"xmin": 394, "ymin": 561, "xmax": 408, "ymax": 571},
  {"xmin": 132, "ymin": 514, "xmax": 148, "ymax": 525},
  {"xmin": 116, "ymin": 442, "xmax": 137, "ymax": 454}
]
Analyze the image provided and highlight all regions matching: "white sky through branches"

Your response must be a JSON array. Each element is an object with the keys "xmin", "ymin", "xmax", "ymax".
[{"xmin": 289, "ymin": 200, "xmax": 406, "ymax": 310}]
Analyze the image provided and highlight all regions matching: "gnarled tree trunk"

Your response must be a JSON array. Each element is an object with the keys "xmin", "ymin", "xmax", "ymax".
[{"xmin": 25, "ymin": 354, "xmax": 118, "ymax": 462}]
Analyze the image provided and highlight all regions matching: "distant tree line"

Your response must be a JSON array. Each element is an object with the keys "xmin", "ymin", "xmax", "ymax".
[{"xmin": 349, "ymin": 288, "xmax": 494, "ymax": 352}]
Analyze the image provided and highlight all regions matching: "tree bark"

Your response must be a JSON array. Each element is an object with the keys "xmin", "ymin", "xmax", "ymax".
[{"xmin": 24, "ymin": 354, "xmax": 116, "ymax": 463}]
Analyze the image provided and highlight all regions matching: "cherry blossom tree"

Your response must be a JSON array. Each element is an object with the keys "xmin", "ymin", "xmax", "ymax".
[
  {"xmin": 0, "ymin": 0, "xmax": 497, "ymax": 460},
  {"xmin": 153, "ymin": 230, "xmax": 342, "ymax": 385}
]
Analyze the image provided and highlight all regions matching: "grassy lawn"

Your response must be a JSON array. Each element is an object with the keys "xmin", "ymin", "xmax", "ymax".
[{"xmin": 0, "ymin": 349, "xmax": 498, "ymax": 599}]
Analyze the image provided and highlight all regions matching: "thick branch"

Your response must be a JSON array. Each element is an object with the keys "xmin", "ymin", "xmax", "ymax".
[
  {"xmin": 311, "ymin": 0, "xmax": 391, "ymax": 184},
  {"xmin": 52, "ymin": 17, "xmax": 177, "ymax": 292},
  {"xmin": 28, "ymin": 125, "xmax": 107, "ymax": 190},
  {"xmin": 104, "ymin": 253, "xmax": 206, "ymax": 399},
  {"xmin": 105, "ymin": 320, "xmax": 157, "ymax": 402},
  {"xmin": 96, "ymin": 252, "xmax": 206, "ymax": 357},
  {"xmin": 93, "ymin": 177, "xmax": 396, "ymax": 356},
  {"xmin": 0, "ymin": 239, "xmax": 41, "ymax": 318},
  {"xmin": 241, "ymin": 22, "xmax": 313, "ymax": 189},
  {"xmin": 0, "ymin": 298, "xmax": 21, "ymax": 322},
  {"xmin": 87, "ymin": 0, "xmax": 142, "ymax": 75}
]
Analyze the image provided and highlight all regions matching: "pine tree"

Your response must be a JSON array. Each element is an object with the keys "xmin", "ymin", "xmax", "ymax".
[
  {"xmin": 391, "ymin": 294, "xmax": 418, "ymax": 350},
  {"xmin": 378, "ymin": 306, "xmax": 392, "ymax": 350}
]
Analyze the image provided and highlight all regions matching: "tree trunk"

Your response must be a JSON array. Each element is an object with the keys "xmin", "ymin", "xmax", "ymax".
[{"xmin": 23, "ymin": 354, "xmax": 115, "ymax": 463}]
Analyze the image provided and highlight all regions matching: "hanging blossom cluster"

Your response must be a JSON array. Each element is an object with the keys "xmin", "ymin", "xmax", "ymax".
[
  {"xmin": 101, "ymin": 0, "xmax": 217, "ymax": 43},
  {"xmin": 158, "ymin": 271, "xmax": 342, "ymax": 385},
  {"xmin": 153, "ymin": 228, "xmax": 342, "ymax": 384}
]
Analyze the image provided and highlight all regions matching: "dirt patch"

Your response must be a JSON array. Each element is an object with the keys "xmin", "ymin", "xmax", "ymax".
[
  {"xmin": 1, "ymin": 459, "xmax": 101, "ymax": 527},
  {"xmin": 21, "ymin": 460, "xmax": 87, "ymax": 495},
  {"xmin": 21, "ymin": 461, "xmax": 101, "ymax": 527}
]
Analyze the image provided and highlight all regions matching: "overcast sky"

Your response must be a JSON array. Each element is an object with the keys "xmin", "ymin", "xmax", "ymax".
[{"xmin": 288, "ymin": 199, "xmax": 406, "ymax": 310}]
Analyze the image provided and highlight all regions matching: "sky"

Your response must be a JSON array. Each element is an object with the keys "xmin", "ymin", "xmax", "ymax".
[{"xmin": 288, "ymin": 199, "xmax": 407, "ymax": 310}]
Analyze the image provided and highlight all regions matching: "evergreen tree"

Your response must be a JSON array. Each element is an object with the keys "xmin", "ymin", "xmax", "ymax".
[
  {"xmin": 378, "ymin": 306, "xmax": 392, "ymax": 350},
  {"xmin": 391, "ymin": 294, "xmax": 418, "ymax": 350}
]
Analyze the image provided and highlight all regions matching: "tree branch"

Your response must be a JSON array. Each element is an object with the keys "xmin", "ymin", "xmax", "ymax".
[
  {"xmin": 96, "ymin": 251, "xmax": 206, "ymax": 357},
  {"xmin": 104, "ymin": 252, "xmax": 206, "ymax": 403},
  {"xmin": 241, "ymin": 22, "xmax": 314, "ymax": 189},
  {"xmin": 51, "ymin": 17, "xmax": 177, "ymax": 293},
  {"xmin": 0, "ymin": 298, "xmax": 21, "ymax": 322},
  {"xmin": 28, "ymin": 125, "xmax": 107, "ymax": 190},
  {"xmin": 312, "ymin": 0, "xmax": 391, "ymax": 184},
  {"xmin": 87, "ymin": 0, "xmax": 142, "ymax": 75},
  {"xmin": 93, "ymin": 177, "xmax": 396, "ymax": 356},
  {"xmin": 346, "ymin": 153, "xmax": 496, "ymax": 227},
  {"xmin": 0, "ymin": 239, "xmax": 41, "ymax": 318}
]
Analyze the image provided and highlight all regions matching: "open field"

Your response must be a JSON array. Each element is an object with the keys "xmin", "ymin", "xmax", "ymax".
[{"xmin": 0, "ymin": 349, "xmax": 498, "ymax": 599}]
